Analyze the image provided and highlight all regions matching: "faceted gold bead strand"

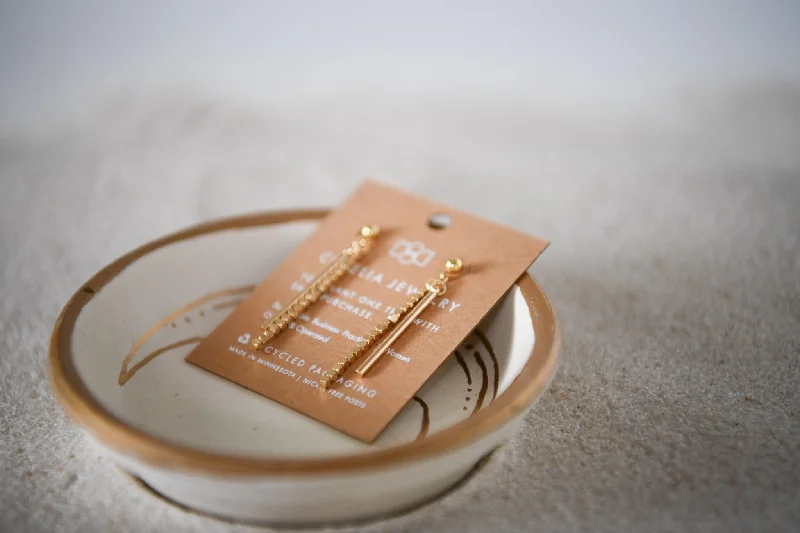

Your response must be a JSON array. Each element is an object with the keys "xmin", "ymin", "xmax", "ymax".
[
  {"xmin": 252, "ymin": 255, "xmax": 351, "ymax": 350},
  {"xmin": 251, "ymin": 225, "xmax": 379, "ymax": 352}
]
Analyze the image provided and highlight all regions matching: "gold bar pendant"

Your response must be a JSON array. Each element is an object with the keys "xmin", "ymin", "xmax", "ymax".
[
  {"xmin": 356, "ymin": 289, "xmax": 437, "ymax": 376},
  {"xmin": 320, "ymin": 257, "xmax": 463, "ymax": 389}
]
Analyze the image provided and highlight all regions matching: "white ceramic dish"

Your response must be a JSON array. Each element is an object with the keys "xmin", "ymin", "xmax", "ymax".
[{"xmin": 49, "ymin": 210, "xmax": 560, "ymax": 525}]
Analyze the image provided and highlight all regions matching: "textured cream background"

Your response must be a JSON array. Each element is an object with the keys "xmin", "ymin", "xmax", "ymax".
[
  {"xmin": 1, "ymin": 2, "xmax": 800, "ymax": 532},
  {"xmin": 2, "ymin": 87, "xmax": 799, "ymax": 533}
]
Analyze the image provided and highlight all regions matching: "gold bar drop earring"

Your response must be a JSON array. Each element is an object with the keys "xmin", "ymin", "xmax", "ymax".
[
  {"xmin": 320, "ymin": 257, "xmax": 463, "ymax": 389},
  {"xmin": 251, "ymin": 225, "xmax": 380, "ymax": 352}
]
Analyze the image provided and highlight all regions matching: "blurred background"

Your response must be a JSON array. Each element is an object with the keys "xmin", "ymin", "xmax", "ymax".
[
  {"xmin": 2, "ymin": 0, "xmax": 798, "ymax": 270},
  {"xmin": 2, "ymin": 1, "xmax": 800, "ymax": 128},
  {"xmin": 1, "ymin": 2, "xmax": 799, "ymax": 532}
]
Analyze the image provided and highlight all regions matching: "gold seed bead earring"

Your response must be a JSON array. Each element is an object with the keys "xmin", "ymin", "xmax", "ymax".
[{"xmin": 251, "ymin": 225, "xmax": 380, "ymax": 352}]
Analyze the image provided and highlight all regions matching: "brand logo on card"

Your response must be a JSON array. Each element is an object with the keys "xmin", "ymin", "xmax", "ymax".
[{"xmin": 388, "ymin": 239, "xmax": 436, "ymax": 267}]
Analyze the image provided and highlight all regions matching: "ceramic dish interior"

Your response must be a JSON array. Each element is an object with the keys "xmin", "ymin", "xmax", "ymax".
[{"xmin": 50, "ymin": 210, "xmax": 559, "ymax": 475}]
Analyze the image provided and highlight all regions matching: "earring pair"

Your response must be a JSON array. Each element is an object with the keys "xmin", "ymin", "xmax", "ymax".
[{"xmin": 251, "ymin": 225, "xmax": 464, "ymax": 391}]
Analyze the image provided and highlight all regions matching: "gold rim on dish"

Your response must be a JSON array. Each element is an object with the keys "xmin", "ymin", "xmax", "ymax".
[{"xmin": 48, "ymin": 209, "xmax": 560, "ymax": 476}]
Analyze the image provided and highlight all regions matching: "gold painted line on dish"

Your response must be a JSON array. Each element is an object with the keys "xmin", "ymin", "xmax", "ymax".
[
  {"xmin": 411, "ymin": 396, "xmax": 430, "ymax": 440},
  {"xmin": 211, "ymin": 299, "xmax": 247, "ymax": 311},
  {"xmin": 119, "ymin": 337, "xmax": 205, "ymax": 386},
  {"xmin": 453, "ymin": 349, "xmax": 472, "ymax": 386},
  {"xmin": 473, "ymin": 329, "xmax": 499, "ymax": 402},
  {"xmin": 471, "ymin": 350, "xmax": 489, "ymax": 415},
  {"xmin": 118, "ymin": 285, "xmax": 255, "ymax": 386}
]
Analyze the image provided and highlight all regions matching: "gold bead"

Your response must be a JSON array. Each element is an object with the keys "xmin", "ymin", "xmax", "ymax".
[
  {"xmin": 361, "ymin": 225, "xmax": 380, "ymax": 238},
  {"xmin": 445, "ymin": 257, "xmax": 463, "ymax": 275}
]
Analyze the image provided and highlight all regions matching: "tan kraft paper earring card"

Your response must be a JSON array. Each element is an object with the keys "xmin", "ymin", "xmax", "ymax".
[{"xmin": 186, "ymin": 180, "xmax": 548, "ymax": 442}]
